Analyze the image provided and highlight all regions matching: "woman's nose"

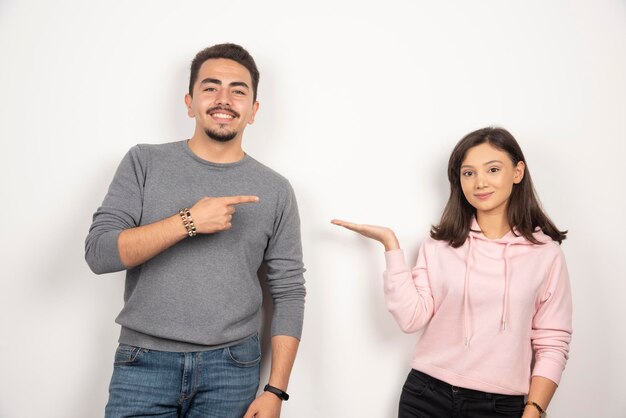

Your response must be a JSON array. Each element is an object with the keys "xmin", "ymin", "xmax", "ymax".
[{"xmin": 475, "ymin": 172, "xmax": 488, "ymax": 189}]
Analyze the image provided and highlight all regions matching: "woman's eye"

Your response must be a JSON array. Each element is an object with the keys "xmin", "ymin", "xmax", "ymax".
[
  {"xmin": 488, "ymin": 167, "xmax": 500, "ymax": 173},
  {"xmin": 462, "ymin": 171, "xmax": 473, "ymax": 177}
]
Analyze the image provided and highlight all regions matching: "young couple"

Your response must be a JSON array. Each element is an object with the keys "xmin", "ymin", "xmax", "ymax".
[{"xmin": 86, "ymin": 43, "xmax": 571, "ymax": 418}]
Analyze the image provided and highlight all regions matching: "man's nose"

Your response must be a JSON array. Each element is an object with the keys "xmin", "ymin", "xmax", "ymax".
[{"xmin": 216, "ymin": 89, "xmax": 231, "ymax": 105}]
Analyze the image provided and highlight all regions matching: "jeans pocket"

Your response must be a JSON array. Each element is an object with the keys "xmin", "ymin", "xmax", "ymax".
[
  {"xmin": 225, "ymin": 334, "xmax": 261, "ymax": 368},
  {"xmin": 492, "ymin": 395, "xmax": 524, "ymax": 415},
  {"xmin": 113, "ymin": 344, "xmax": 145, "ymax": 366},
  {"xmin": 402, "ymin": 370, "xmax": 429, "ymax": 396}
]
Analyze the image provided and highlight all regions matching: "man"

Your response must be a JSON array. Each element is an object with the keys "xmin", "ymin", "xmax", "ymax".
[{"xmin": 85, "ymin": 43, "xmax": 306, "ymax": 418}]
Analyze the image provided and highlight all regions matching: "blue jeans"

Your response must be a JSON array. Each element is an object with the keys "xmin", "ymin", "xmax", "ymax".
[
  {"xmin": 399, "ymin": 369, "xmax": 525, "ymax": 418},
  {"xmin": 105, "ymin": 334, "xmax": 261, "ymax": 418}
]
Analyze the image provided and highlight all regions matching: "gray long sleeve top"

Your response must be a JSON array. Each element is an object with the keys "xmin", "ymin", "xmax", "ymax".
[{"xmin": 85, "ymin": 140, "xmax": 306, "ymax": 351}]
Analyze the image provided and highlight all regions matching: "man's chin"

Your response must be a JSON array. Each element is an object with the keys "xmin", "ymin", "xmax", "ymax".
[{"xmin": 204, "ymin": 128, "xmax": 237, "ymax": 143}]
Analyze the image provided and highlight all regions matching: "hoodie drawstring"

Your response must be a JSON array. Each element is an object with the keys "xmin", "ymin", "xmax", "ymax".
[
  {"xmin": 463, "ymin": 236, "xmax": 513, "ymax": 348},
  {"xmin": 501, "ymin": 242, "xmax": 512, "ymax": 331},
  {"xmin": 461, "ymin": 218, "xmax": 546, "ymax": 348},
  {"xmin": 463, "ymin": 235, "xmax": 474, "ymax": 348}
]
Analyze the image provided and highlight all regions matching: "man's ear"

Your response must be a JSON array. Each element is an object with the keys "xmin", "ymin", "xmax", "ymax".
[
  {"xmin": 184, "ymin": 94, "xmax": 194, "ymax": 118},
  {"xmin": 248, "ymin": 101, "xmax": 260, "ymax": 125}
]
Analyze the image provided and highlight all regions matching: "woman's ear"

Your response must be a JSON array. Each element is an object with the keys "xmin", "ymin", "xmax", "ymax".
[{"xmin": 513, "ymin": 161, "xmax": 526, "ymax": 184}]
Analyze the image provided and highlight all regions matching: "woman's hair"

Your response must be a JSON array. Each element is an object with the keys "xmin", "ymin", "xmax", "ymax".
[{"xmin": 430, "ymin": 127, "xmax": 567, "ymax": 247}]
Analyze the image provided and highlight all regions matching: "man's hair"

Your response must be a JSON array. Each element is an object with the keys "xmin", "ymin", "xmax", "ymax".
[
  {"xmin": 430, "ymin": 126, "xmax": 567, "ymax": 247},
  {"xmin": 188, "ymin": 43, "xmax": 260, "ymax": 101}
]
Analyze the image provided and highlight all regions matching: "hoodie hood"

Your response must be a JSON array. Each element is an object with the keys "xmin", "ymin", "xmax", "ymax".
[
  {"xmin": 467, "ymin": 218, "xmax": 553, "ymax": 246},
  {"xmin": 462, "ymin": 218, "xmax": 552, "ymax": 348}
]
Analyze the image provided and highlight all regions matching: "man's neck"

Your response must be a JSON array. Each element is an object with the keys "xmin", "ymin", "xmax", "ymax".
[{"xmin": 187, "ymin": 134, "xmax": 245, "ymax": 164}]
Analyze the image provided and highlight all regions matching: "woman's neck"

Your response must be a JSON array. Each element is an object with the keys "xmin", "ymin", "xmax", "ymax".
[{"xmin": 476, "ymin": 212, "xmax": 511, "ymax": 239}]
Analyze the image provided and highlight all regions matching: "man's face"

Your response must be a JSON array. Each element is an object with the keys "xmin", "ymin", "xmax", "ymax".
[{"xmin": 185, "ymin": 58, "xmax": 259, "ymax": 143}]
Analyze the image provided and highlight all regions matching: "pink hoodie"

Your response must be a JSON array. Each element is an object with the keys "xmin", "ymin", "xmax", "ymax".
[{"xmin": 384, "ymin": 220, "xmax": 572, "ymax": 395}]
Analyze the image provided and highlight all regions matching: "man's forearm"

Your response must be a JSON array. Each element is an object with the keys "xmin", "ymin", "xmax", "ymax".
[
  {"xmin": 118, "ymin": 195, "xmax": 259, "ymax": 269},
  {"xmin": 118, "ymin": 214, "xmax": 188, "ymax": 268},
  {"xmin": 243, "ymin": 335, "xmax": 300, "ymax": 418},
  {"xmin": 267, "ymin": 335, "xmax": 300, "ymax": 391}
]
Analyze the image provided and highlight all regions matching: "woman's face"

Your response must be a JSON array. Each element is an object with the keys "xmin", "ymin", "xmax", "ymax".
[{"xmin": 459, "ymin": 142, "xmax": 525, "ymax": 219}]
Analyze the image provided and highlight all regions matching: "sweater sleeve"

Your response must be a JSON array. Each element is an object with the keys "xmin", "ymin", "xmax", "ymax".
[
  {"xmin": 84, "ymin": 145, "xmax": 147, "ymax": 274},
  {"xmin": 263, "ymin": 182, "xmax": 306, "ymax": 340},
  {"xmin": 531, "ymin": 247, "xmax": 573, "ymax": 385},
  {"xmin": 383, "ymin": 244, "xmax": 434, "ymax": 333}
]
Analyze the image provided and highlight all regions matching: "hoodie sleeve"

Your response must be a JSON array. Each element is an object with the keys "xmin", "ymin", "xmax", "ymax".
[
  {"xmin": 84, "ymin": 145, "xmax": 147, "ymax": 274},
  {"xmin": 531, "ymin": 246, "xmax": 573, "ymax": 385},
  {"xmin": 383, "ymin": 243, "xmax": 434, "ymax": 333}
]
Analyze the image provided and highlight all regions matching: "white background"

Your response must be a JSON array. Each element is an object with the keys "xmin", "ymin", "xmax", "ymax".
[{"xmin": 1, "ymin": 1, "xmax": 625, "ymax": 417}]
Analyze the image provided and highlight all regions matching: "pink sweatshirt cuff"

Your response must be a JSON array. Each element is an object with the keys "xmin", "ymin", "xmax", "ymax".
[
  {"xmin": 532, "ymin": 360, "xmax": 564, "ymax": 386},
  {"xmin": 384, "ymin": 249, "xmax": 407, "ymax": 273}
]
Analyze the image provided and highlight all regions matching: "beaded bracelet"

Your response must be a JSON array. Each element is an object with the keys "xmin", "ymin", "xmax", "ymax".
[{"xmin": 179, "ymin": 208, "xmax": 197, "ymax": 237}]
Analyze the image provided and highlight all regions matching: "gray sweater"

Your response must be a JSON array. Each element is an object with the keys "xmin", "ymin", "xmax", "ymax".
[{"xmin": 85, "ymin": 140, "xmax": 306, "ymax": 351}]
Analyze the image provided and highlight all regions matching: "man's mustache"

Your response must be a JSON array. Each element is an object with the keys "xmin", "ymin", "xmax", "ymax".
[{"xmin": 206, "ymin": 105, "xmax": 240, "ymax": 118}]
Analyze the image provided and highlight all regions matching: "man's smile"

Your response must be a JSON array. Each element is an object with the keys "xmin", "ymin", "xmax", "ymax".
[{"xmin": 207, "ymin": 106, "xmax": 239, "ymax": 123}]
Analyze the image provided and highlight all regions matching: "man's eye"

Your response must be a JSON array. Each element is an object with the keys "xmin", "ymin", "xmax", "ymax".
[
  {"xmin": 204, "ymin": 87, "xmax": 217, "ymax": 92},
  {"xmin": 233, "ymin": 90, "xmax": 246, "ymax": 95}
]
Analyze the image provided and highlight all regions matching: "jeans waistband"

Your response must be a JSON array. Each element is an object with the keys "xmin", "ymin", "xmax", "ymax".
[{"xmin": 411, "ymin": 369, "xmax": 523, "ymax": 400}]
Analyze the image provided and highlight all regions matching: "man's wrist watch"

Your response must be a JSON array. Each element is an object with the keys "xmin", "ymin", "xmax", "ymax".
[
  {"xmin": 525, "ymin": 400, "xmax": 547, "ymax": 417},
  {"xmin": 264, "ymin": 384, "xmax": 289, "ymax": 401}
]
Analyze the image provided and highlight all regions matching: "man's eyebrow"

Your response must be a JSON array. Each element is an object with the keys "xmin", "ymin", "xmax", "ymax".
[
  {"xmin": 200, "ymin": 78, "xmax": 222, "ymax": 85},
  {"xmin": 199, "ymin": 78, "xmax": 250, "ymax": 90},
  {"xmin": 229, "ymin": 81, "xmax": 250, "ymax": 90}
]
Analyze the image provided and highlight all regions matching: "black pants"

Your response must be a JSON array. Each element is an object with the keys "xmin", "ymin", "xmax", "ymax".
[{"xmin": 399, "ymin": 369, "xmax": 524, "ymax": 418}]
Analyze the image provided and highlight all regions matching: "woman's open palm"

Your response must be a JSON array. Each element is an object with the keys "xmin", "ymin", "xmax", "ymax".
[{"xmin": 331, "ymin": 219, "xmax": 400, "ymax": 251}]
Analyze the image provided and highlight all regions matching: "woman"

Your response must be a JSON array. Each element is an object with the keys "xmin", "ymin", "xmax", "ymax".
[{"xmin": 332, "ymin": 127, "xmax": 572, "ymax": 418}]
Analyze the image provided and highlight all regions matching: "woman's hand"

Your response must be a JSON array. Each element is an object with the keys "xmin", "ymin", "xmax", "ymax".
[{"xmin": 331, "ymin": 219, "xmax": 400, "ymax": 251}]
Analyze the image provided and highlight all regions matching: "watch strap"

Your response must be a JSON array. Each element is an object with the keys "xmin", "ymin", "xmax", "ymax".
[
  {"xmin": 525, "ymin": 400, "xmax": 547, "ymax": 417},
  {"xmin": 264, "ymin": 384, "xmax": 289, "ymax": 401}
]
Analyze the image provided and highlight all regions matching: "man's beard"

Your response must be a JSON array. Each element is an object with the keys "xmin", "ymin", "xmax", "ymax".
[
  {"xmin": 204, "ymin": 127, "xmax": 237, "ymax": 142},
  {"xmin": 204, "ymin": 105, "xmax": 240, "ymax": 142}
]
